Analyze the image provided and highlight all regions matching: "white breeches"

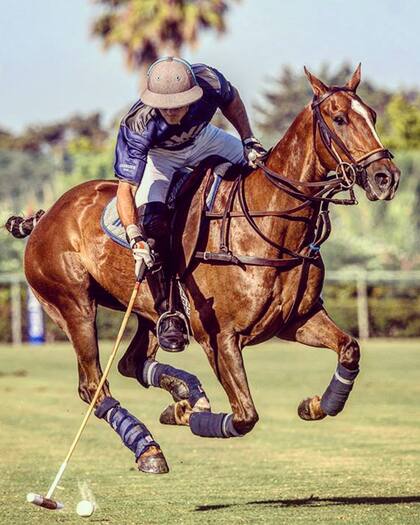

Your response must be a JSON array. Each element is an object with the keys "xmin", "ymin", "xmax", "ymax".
[{"xmin": 135, "ymin": 124, "xmax": 244, "ymax": 207}]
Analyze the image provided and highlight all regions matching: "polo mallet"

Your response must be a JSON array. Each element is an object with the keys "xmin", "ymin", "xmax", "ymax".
[{"xmin": 27, "ymin": 263, "xmax": 146, "ymax": 510}]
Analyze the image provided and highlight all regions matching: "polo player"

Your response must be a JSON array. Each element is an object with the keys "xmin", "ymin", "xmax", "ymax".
[{"xmin": 114, "ymin": 56, "xmax": 267, "ymax": 353}]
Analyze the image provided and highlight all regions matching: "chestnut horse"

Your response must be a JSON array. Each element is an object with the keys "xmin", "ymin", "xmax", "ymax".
[{"xmin": 7, "ymin": 66, "xmax": 400, "ymax": 472}]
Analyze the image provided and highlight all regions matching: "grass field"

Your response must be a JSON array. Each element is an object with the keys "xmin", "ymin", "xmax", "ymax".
[{"xmin": 1, "ymin": 338, "xmax": 420, "ymax": 524}]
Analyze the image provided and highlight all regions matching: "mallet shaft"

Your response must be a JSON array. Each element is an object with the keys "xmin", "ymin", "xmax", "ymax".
[{"xmin": 46, "ymin": 461, "xmax": 68, "ymax": 499}]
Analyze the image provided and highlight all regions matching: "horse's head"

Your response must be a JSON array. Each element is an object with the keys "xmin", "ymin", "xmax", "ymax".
[{"xmin": 304, "ymin": 64, "xmax": 400, "ymax": 201}]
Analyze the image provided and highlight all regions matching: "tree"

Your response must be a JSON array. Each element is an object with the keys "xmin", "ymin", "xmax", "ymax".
[
  {"xmin": 91, "ymin": 0, "xmax": 237, "ymax": 87},
  {"xmin": 378, "ymin": 93, "xmax": 420, "ymax": 150},
  {"xmin": 0, "ymin": 150, "xmax": 54, "ymax": 211},
  {"xmin": 0, "ymin": 113, "xmax": 108, "ymax": 154},
  {"xmin": 321, "ymin": 152, "xmax": 420, "ymax": 271}
]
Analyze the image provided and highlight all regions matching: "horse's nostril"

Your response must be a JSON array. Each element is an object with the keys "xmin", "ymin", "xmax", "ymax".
[{"xmin": 374, "ymin": 172, "xmax": 391, "ymax": 187}]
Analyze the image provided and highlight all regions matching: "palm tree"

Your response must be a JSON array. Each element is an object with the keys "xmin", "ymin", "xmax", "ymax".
[{"xmin": 91, "ymin": 0, "xmax": 237, "ymax": 89}]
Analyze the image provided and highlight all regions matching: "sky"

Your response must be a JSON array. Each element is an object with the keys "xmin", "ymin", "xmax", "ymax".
[{"xmin": 1, "ymin": 0, "xmax": 420, "ymax": 132}]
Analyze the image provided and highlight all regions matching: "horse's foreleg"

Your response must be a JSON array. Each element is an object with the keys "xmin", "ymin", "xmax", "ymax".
[
  {"xmin": 280, "ymin": 307, "xmax": 360, "ymax": 421},
  {"xmin": 119, "ymin": 316, "xmax": 211, "ymax": 425},
  {"xmin": 186, "ymin": 333, "xmax": 259, "ymax": 438}
]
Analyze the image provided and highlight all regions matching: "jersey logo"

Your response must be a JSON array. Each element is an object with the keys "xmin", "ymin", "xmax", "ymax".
[{"xmin": 160, "ymin": 123, "xmax": 205, "ymax": 147}]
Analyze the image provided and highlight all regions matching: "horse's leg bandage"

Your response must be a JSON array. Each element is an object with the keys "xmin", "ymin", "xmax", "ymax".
[
  {"xmin": 320, "ymin": 363, "xmax": 359, "ymax": 416},
  {"xmin": 95, "ymin": 397, "xmax": 158, "ymax": 460},
  {"xmin": 189, "ymin": 412, "xmax": 243, "ymax": 438},
  {"xmin": 138, "ymin": 359, "xmax": 209, "ymax": 409}
]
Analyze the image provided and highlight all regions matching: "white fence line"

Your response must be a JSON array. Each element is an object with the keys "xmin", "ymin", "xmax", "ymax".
[
  {"xmin": 326, "ymin": 270, "xmax": 420, "ymax": 339},
  {"xmin": 326, "ymin": 270, "xmax": 420, "ymax": 283},
  {"xmin": 1, "ymin": 271, "xmax": 420, "ymax": 344}
]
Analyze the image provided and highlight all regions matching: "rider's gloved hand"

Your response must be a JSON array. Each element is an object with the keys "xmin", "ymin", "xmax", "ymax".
[
  {"xmin": 242, "ymin": 136, "xmax": 267, "ymax": 168},
  {"xmin": 125, "ymin": 224, "xmax": 155, "ymax": 275},
  {"xmin": 131, "ymin": 240, "xmax": 154, "ymax": 270}
]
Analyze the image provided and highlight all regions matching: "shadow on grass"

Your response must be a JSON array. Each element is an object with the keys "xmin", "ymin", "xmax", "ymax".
[{"xmin": 195, "ymin": 495, "xmax": 420, "ymax": 511}]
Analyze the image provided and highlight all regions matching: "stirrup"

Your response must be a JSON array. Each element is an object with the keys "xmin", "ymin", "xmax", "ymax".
[{"xmin": 156, "ymin": 311, "xmax": 190, "ymax": 353}]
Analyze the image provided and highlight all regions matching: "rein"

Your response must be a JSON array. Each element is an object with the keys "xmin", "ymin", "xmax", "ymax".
[{"xmin": 195, "ymin": 88, "xmax": 393, "ymax": 269}]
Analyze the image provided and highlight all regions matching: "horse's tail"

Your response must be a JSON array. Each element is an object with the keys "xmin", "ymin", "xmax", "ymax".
[{"xmin": 5, "ymin": 209, "xmax": 45, "ymax": 239}]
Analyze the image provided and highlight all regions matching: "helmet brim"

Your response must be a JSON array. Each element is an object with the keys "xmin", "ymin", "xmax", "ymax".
[{"xmin": 141, "ymin": 85, "xmax": 203, "ymax": 109}]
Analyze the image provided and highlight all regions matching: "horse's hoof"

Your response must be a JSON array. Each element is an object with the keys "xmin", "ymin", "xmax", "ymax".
[
  {"xmin": 297, "ymin": 395, "xmax": 327, "ymax": 421},
  {"xmin": 137, "ymin": 448, "xmax": 169, "ymax": 474},
  {"xmin": 160, "ymin": 399, "xmax": 192, "ymax": 426},
  {"xmin": 160, "ymin": 395, "xmax": 211, "ymax": 426},
  {"xmin": 159, "ymin": 404, "xmax": 178, "ymax": 425}
]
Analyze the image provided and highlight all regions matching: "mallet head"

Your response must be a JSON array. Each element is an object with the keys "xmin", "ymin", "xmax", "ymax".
[{"xmin": 26, "ymin": 493, "xmax": 64, "ymax": 510}]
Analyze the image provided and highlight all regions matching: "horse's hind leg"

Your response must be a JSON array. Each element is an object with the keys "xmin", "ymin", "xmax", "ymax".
[
  {"xmin": 28, "ymin": 266, "xmax": 168, "ymax": 473},
  {"xmin": 280, "ymin": 307, "xmax": 360, "ymax": 421},
  {"xmin": 32, "ymin": 291, "xmax": 109, "ymax": 404},
  {"xmin": 118, "ymin": 315, "xmax": 211, "ymax": 425}
]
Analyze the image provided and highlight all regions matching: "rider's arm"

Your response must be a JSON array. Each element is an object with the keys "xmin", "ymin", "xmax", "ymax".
[
  {"xmin": 117, "ymin": 180, "xmax": 154, "ymax": 273},
  {"xmin": 220, "ymin": 87, "xmax": 253, "ymax": 140},
  {"xmin": 116, "ymin": 181, "xmax": 137, "ymax": 229},
  {"xmin": 114, "ymin": 110, "xmax": 155, "ymax": 271}
]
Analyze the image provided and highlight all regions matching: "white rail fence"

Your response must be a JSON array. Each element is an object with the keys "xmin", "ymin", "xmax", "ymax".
[
  {"xmin": 326, "ymin": 270, "xmax": 420, "ymax": 339},
  {"xmin": 1, "ymin": 271, "xmax": 420, "ymax": 345}
]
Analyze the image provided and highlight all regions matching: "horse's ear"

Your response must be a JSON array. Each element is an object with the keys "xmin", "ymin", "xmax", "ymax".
[
  {"xmin": 345, "ymin": 63, "xmax": 362, "ymax": 92},
  {"xmin": 304, "ymin": 66, "xmax": 328, "ymax": 97}
]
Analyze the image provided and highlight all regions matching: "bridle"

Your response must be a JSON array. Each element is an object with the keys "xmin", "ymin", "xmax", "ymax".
[
  {"xmin": 310, "ymin": 86, "xmax": 393, "ymax": 192},
  {"xmin": 259, "ymin": 87, "xmax": 394, "ymax": 207},
  {"xmin": 196, "ymin": 88, "xmax": 394, "ymax": 267}
]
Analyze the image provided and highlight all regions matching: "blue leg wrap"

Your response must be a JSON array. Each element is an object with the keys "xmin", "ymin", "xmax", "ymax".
[
  {"xmin": 95, "ymin": 397, "xmax": 158, "ymax": 460},
  {"xmin": 189, "ymin": 412, "xmax": 243, "ymax": 438},
  {"xmin": 138, "ymin": 359, "xmax": 207, "ymax": 408},
  {"xmin": 320, "ymin": 363, "xmax": 359, "ymax": 416}
]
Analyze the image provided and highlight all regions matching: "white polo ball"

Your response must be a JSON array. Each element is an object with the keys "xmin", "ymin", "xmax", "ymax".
[{"xmin": 76, "ymin": 500, "xmax": 94, "ymax": 517}]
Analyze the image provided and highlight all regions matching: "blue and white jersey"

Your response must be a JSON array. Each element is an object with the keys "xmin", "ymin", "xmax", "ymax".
[{"xmin": 114, "ymin": 63, "xmax": 235, "ymax": 186}]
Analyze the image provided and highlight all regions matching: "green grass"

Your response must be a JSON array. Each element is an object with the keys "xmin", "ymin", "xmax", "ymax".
[{"xmin": 1, "ymin": 339, "xmax": 420, "ymax": 524}]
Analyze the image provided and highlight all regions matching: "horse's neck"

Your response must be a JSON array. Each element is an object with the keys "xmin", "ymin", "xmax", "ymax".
[
  {"xmin": 267, "ymin": 105, "xmax": 324, "ymax": 186},
  {"xmin": 242, "ymin": 106, "xmax": 325, "ymax": 254}
]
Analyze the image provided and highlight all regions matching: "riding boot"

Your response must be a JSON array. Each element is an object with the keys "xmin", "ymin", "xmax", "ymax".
[
  {"xmin": 139, "ymin": 201, "xmax": 188, "ymax": 352},
  {"xmin": 146, "ymin": 260, "xmax": 187, "ymax": 353}
]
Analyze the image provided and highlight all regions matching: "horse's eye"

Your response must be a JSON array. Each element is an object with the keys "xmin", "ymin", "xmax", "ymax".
[{"xmin": 333, "ymin": 116, "xmax": 346, "ymax": 125}]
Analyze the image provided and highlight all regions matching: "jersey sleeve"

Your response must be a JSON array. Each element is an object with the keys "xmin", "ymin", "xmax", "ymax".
[
  {"xmin": 193, "ymin": 64, "xmax": 236, "ymax": 109},
  {"xmin": 114, "ymin": 103, "xmax": 156, "ymax": 186},
  {"xmin": 113, "ymin": 127, "xmax": 148, "ymax": 186},
  {"xmin": 210, "ymin": 67, "xmax": 236, "ymax": 108}
]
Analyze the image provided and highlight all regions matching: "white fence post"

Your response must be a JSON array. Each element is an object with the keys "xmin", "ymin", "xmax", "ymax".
[
  {"xmin": 10, "ymin": 279, "xmax": 22, "ymax": 345},
  {"xmin": 356, "ymin": 272, "xmax": 369, "ymax": 340}
]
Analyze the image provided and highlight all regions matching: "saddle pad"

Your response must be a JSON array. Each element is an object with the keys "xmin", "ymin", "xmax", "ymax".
[
  {"xmin": 100, "ymin": 197, "xmax": 130, "ymax": 249},
  {"xmin": 101, "ymin": 161, "xmax": 231, "ymax": 248}
]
